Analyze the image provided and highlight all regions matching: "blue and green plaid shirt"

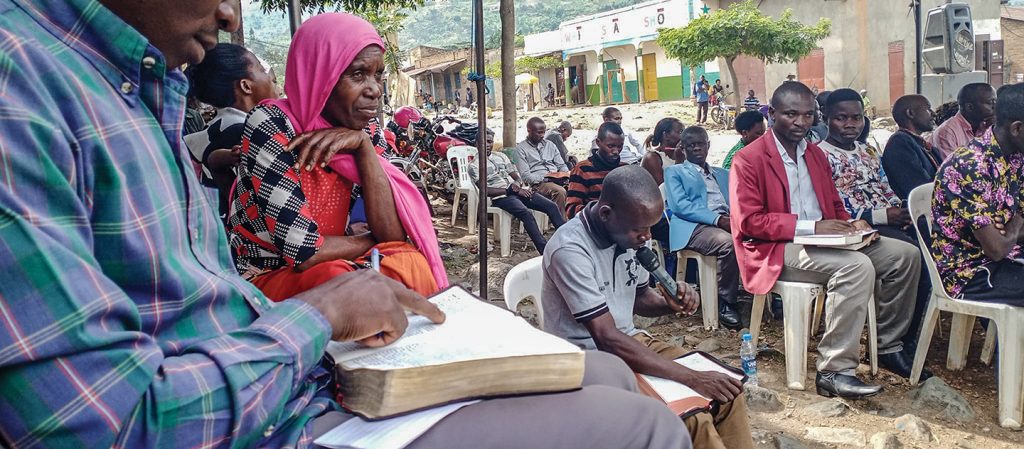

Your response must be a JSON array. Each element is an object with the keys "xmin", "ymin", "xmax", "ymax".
[{"xmin": 0, "ymin": 1, "xmax": 336, "ymax": 448}]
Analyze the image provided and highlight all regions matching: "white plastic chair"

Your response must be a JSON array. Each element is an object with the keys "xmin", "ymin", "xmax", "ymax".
[
  {"xmin": 906, "ymin": 184, "xmax": 1024, "ymax": 428},
  {"xmin": 448, "ymin": 146, "xmax": 514, "ymax": 257},
  {"xmin": 750, "ymin": 281, "xmax": 879, "ymax": 390},
  {"xmin": 449, "ymin": 145, "xmax": 476, "ymax": 227},
  {"xmin": 502, "ymin": 256, "xmax": 545, "ymax": 328},
  {"xmin": 676, "ymin": 250, "xmax": 720, "ymax": 330}
]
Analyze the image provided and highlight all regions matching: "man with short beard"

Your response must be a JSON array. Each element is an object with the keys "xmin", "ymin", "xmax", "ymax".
[{"xmin": 730, "ymin": 82, "xmax": 921, "ymax": 399}]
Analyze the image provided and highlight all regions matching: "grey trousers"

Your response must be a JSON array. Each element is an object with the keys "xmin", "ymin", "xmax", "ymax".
[
  {"xmin": 778, "ymin": 236, "xmax": 920, "ymax": 374},
  {"xmin": 684, "ymin": 224, "xmax": 740, "ymax": 306},
  {"xmin": 312, "ymin": 351, "xmax": 691, "ymax": 449}
]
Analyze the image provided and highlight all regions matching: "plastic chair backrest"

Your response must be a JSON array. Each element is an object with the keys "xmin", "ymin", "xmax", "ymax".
[
  {"xmin": 447, "ymin": 145, "xmax": 477, "ymax": 191},
  {"xmin": 907, "ymin": 184, "xmax": 949, "ymax": 297},
  {"xmin": 502, "ymin": 256, "xmax": 545, "ymax": 328}
]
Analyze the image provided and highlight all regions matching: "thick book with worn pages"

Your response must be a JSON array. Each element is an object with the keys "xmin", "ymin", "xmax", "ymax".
[
  {"xmin": 636, "ymin": 352, "xmax": 747, "ymax": 418},
  {"xmin": 793, "ymin": 229, "xmax": 877, "ymax": 250},
  {"xmin": 326, "ymin": 286, "xmax": 585, "ymax": 419}
]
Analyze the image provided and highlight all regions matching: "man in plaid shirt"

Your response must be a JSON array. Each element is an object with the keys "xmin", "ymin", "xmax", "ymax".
[{"xmin": 0, "ymin": 1, "xmax": 690, "ymax": 448}]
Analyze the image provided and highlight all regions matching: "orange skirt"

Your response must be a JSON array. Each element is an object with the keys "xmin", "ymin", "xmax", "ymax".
[{"xmin": 253, "ymin": 241, "xmax": 439, "ymax": 301}]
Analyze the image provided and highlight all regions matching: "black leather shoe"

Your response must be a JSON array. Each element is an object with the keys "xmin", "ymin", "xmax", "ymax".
[
  {"xmin": 719, "ymin": 303, "xmax": 742, "ymax": 329},
  {"xmin": 878, "ymin": 350, "xmax": 933, "ymax": 380},
  {"xmin": 815, "ymin": 372, "xmax": 883, "ymax": 399}
]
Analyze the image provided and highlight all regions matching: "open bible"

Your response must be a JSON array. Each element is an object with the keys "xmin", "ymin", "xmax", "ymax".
[
  {"xmin": 635, "ymin": 352, "xmax": 747, "ymax": 418},
  {"xmin": 326, "ymin": 286, "xmax": 585, "ymax": 419}
]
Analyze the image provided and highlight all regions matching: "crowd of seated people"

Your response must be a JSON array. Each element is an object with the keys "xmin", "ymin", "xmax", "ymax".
[{"xmin": 2, "ymin": 0, "xmax": 1021, "ymax": 447}]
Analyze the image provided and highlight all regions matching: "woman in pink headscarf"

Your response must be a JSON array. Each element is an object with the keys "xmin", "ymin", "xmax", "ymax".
[{"xmin": 228, "ymin": 13, "xmax": 446, "ymax": 301}]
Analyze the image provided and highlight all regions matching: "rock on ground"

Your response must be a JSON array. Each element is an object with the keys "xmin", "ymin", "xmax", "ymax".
[
  {"xmin": 695, "ymin": 337, "xmax": 722, "ymax": 353},
  {"xmin": 805, "ymin": 427, "xmax": 866, "ymax": 447},
  {"xmin": 908, "ymin": 376, "xmax": 976, "ymax": 423},
  {"xmin": 869, "ymin": 432, "xmax": 902, "ymax": 449},
  {"xmin": 803, "ymin": 399, "xmax": 850, "ymax": 418},
  {"xmin": 744, "ymin": 384, "xmax": 784, "ymax": 413},
  {"xmin": 774, "ymin": 433, "xmax": 808, "ymax": 449},
  {"xmin": 893, "ymin": 414, "xmax": 933, "ymax": 443},
  {"xmin": 464, "ymin": 261, "xmax": 513, "ymax": 298}
]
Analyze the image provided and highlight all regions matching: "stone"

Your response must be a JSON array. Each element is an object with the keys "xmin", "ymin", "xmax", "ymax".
[
  {"xmin": 696, "ymin": 337, "xmax": 722, "ymax": 353},
  {"xmin": 632, "ymin": 314, "xmax": 678, "ymax": 329},
  {"xmin": 893, "ymin": 414, "xmax": 933, "ymax": 442},
  {"xmin": 464, "ymin": 261, "xmax": 513, "ymax": 298},
  {"xmin": 869, "ymin": 432, "xmax": 902, "ymax": 449},
  {"xmin": 803, "ymin": 399, "xmax": 850, "ymax": 418},
  {"xmin": 805, "ymin": 427, "xmax": 866, "ymax": 447},
  {"xmin": 908, "ymin": 377, "xmax": 976, "ymax": 422},
  {"xmin": 440, "ymin": 245, "xmax": 473, "ymax": 264},
  {"xmin": 744, "ymin": 384, "xmax": 784, "ymax": 413},
  {"xmin": 774, "ymin": 433, "xmax": 807, "ymax": 449}
]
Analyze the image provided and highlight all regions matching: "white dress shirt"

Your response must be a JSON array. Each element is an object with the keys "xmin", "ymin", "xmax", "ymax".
[{"xmin": 771, "ymin": 130, "xmax": 822, "ymax": 236}]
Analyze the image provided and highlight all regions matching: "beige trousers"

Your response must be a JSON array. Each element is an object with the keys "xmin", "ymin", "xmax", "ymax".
[
  {"xmin": 634, "ymin": 334, "xmax": 755, "ymax": 449},
  {"xmin": 778, "ymin": 236, "xmax": 921, "ymax": 374}
]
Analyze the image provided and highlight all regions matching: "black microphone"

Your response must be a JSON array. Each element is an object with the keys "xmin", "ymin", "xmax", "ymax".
[{"xmin": 635, "ymin": 246, "xmax": 679, "ymax": 300}]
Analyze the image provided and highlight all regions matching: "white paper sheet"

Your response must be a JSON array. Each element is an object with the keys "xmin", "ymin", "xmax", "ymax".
[{"xmin": 313, "ymin": 401, "xmax": 479, "ymax": 449}]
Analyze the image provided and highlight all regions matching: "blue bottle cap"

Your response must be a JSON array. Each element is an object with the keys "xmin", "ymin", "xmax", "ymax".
[{"xmin": 742, "ymin": 333, "xmax": 752, "ymax": 341}]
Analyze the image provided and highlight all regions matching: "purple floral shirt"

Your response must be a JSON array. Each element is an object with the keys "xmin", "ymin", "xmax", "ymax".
[{"xmin": 931, "ymin": 139, "xmax": 1024, "ymax": 296}]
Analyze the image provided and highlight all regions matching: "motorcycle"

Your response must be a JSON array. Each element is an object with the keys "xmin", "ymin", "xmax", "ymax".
[{"xmin": 386, "ymin": 106, "xmax": 482, "ymax": 198}]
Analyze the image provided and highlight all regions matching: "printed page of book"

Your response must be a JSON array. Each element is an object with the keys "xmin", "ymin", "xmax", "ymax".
[
  {"xmin": 314, "ymin": 400, "xmax": 480, "ymax": 449},
  {"xmin": 327, "ymin": 287, "xmax": 581, "ymax": 371},
  {"xmin": 640, "ymin": 353, "xmax": 744, "ymax": 403}
]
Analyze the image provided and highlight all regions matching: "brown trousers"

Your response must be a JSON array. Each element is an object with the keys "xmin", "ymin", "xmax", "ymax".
[
  {"xmin": 633, "ymin": 333, "xmax": 755, "ymax": 449},
  {"xmin": 533, "ymin": 181, "xmax": 567, "ymax": 219},
  {"xmin": 312, "ymin": 350, "xmax": 691, "ymax": 449}
]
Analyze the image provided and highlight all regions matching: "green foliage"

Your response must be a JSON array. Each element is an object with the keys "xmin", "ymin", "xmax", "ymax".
[
  {"xmin": 463, "ymin": 55, "xmax": 562, "ymax": 78},
  {"xmin": 656, "ymin": 0, "xmax": 831, "ymax": 67},
  {"xmin": 353, "ymin": 7, "xmax": 409, "ymax": 76},
  {"xmin": 258, "ymin": 0, "xmax": 423, "ymax": 14}
]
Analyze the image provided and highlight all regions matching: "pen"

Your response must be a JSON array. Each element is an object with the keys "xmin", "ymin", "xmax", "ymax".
[{"xmin": 370, "ymin": 248, "xmax": 381, "ymax": 272}]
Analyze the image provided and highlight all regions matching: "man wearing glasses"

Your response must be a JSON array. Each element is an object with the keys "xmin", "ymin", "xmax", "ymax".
[{"xmin": 663, "ymin": 126, "xmax": 742, "ymax": 329}]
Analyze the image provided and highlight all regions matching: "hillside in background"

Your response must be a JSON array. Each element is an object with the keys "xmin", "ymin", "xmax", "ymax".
[
  {"xmin": 235, "ymin": 0, "xmax": 643, "ymax": 81},
  {"xmin": 398, "ymin": 0, "xmax": 636, "ymax": 49}
]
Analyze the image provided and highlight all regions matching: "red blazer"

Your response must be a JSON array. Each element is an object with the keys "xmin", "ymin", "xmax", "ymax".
[{"xmin": 728, "ymin": 132, "xmax": 850, "ymax": 295}]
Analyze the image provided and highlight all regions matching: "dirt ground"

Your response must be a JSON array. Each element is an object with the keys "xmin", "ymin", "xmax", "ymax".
[{"xmin": 430, "ymin": 101, "xmax": 1022, "ymax": 448}]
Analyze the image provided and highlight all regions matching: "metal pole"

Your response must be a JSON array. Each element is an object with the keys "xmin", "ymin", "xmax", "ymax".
[
  {"xmin": 473, "ymin": 0, "xmax": 488, "ymax": 300},
  {"xmin": 287, "ymin": 0, "xmax": 303, "ymax": 36},
  {"xmin": 914, "ymin": 0, "xmax": 923, "ymax": 94}
]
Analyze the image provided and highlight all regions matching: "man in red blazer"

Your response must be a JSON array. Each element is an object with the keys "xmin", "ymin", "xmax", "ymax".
[{"xmin": 729, "ymin": 82, "xmax": 922, "ymax": 399}]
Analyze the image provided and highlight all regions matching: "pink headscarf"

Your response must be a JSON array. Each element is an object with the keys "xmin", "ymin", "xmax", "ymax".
[{"xmin": 265, "ymin": 13, "xmax": 448, "ymax": 289}]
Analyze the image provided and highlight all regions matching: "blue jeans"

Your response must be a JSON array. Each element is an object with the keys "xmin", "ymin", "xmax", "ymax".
[{"xmin": 492, "ymin": 191, "xmax": 566, "ymax": 254}]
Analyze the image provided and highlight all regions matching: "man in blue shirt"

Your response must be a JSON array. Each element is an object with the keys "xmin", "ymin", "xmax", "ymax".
[{"xmin": 693, "ymin": 75, "xmax": 710, "ymax": 124}]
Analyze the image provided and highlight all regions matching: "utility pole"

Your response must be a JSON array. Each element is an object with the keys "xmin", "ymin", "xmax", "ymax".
[{"xmin": 473, "ymin": 0, "xmax": 489, "ymax": 299}]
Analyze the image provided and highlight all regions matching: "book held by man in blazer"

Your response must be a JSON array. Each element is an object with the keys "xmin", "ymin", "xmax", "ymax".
[
  {"xmin": 793, "ymin": 229, "xmax": 877, "ymax": 250},
  {"xmin": 635, "ymin": 352, "xmax": 747, "ymax": 418},
  {"xmin": 326, "ymin": 286, "xmax": 585, "ymax": 419}
]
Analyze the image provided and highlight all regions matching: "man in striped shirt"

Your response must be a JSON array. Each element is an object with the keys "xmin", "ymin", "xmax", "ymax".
[
  {"xmin": 566, "ymin": 122, "xmax": 627, "ymax": 217},
  {"xmin": 0, "ymin": 1, "xmax": 693, "ymax": 449}
]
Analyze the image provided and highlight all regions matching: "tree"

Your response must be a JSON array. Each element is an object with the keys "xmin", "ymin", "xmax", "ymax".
[
  {"xmin": 258, "ymin": 0, "xmax": 422, "ymax": 14},
  {"xmin": 657, "ymin": 0, "xmax": 831, "ymax": 104},
  {"xmin": 500, "ymin": 0, "xmax": 515, "ymax": 149},
  {"xmin": 231, "ymin": 0, "xmax": 246, "ymax": 45}
]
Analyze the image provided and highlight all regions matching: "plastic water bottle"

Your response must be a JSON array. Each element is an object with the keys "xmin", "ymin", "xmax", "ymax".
[{"xmin": 740, "ymin": 333, "xmax": 758, "ymax": 386}]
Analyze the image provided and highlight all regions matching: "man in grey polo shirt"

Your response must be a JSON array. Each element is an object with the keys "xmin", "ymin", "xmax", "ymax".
[
  {"xmin": 542, "ymin": 166, "xmax": 753, "ymax": 449},
  {"xmin": 515, "ymin": 117, "xmax": 569, "ymax": 216}
]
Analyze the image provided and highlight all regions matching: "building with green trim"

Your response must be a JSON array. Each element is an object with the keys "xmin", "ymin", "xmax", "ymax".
[{"xmin": 524, "ymin": 0, "xmax": 718, "ymax": 106}]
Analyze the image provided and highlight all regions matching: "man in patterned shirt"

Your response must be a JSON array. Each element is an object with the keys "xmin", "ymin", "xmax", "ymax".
[
  {"xmin": 931, "ymin": 83, "xmax": 1024, "ymax": 304},
  {"xmin": 0, "ymin": 1, "xmax": 691, "ymax": 448}
]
